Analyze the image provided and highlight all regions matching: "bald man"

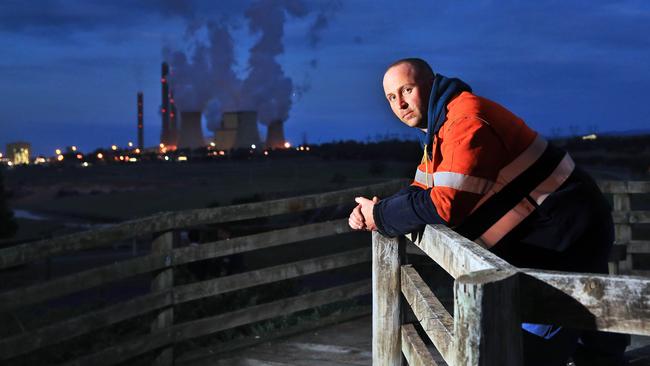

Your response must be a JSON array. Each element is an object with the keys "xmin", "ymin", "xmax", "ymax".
[{"xmin": 349, "ymin": 58, "xmax": 628, "ymax": 366}]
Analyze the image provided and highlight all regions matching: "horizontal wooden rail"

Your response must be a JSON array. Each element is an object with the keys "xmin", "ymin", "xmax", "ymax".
[
  {"xmin": 520, "ymin": 269, "xmax": 650, "ymax": 335},
  {"xmin": 406, "ymin": 225, "xmax": 513, "ymax": 279},
  {"xmin": 0, "ymin": 291, "xmax": 173, "ymax": 360},
  {"xmin": 62, "ymin": 280, "xmax": 371, "ymax": 366},
  {"xmin": 0, "ymin": 219, "xmax": 351, "ymax": 312},
  {"xmin": 173, "ymin": 247, "xmax": 371, "ymax": 303},
  {"xmin": 598, "ymin": 181, "xmax": 650, "ymax": 194},
  {"xmin": 401, "ymin": 265, "xmax": 453, "ymax": 364},
  {"xmin": 401, "ymin": 323, "xmax": 439, "ymax": 366},
  {"xmin": 0, "ymin": 180, "xmax": 407, "ymax": 270},
  {"xmin": 611, "ymin": 210, "xmax": 650, "ymax": 224},
  {"xmin": 629, "ymin": 240, "xmax": 650, "ymax": 254}
]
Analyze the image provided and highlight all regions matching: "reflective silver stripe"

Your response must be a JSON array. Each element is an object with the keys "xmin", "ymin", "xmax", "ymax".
[
  {"xmin": 471, "ymin": 134, "xmax": 548, "ymax": 213},
  {"xmin": 414, "ymin": 168, "xmax": 433, "ymax": 188},
  {"xmin": 477, "ymin": 152, "xmax": 575, "ymax": 248},
  {"xmin": 433, "ymin": 171, "xmax": 494, "ymax": 195}
]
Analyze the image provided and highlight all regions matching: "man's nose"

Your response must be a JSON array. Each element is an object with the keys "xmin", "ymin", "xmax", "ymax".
[{"xmin": 398, "ymin": 98, "xmax": 408, "ymax": 109}]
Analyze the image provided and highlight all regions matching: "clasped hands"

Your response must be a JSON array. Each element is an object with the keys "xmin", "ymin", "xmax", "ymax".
[{"xmin": 348, "ymin": 196, "xmax": 379, "ymax": 231}]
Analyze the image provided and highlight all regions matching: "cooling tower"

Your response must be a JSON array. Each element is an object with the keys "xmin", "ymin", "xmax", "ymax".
[
  {"xmin": 213, "ymin": 111, "xmax": 260, "ymax": 150},
  {"xmin": 265, "ymin": 120, "xmax": 286, "ymax": 149},
  {"xmin": 177, "ymin": 111, "xmax": 205, "ymax": 149}
]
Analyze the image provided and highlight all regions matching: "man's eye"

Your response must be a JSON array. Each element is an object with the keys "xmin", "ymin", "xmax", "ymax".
[
  {"xmin": 388, "ymin": 95, "xmax": 395, "ymax": 101},
  {"xmin": 404, "ymin": 87, "xmax": 412, "ymax": 94}
]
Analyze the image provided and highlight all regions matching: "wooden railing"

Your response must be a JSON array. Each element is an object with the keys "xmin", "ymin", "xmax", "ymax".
[
  {"xmin": 0, "ymin": 180, "xmax": 405, "ymax": 366},
  {"xmin": 373, "ymin": 180, "xmax": 650, "ymax": 366}
]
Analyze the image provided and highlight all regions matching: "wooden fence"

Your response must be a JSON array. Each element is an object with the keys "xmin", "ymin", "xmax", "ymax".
[
  {"xmin": 0, "ymin": 179, "xmax": 647, "ymax": 365},
  {"xmin": 373, "ymin": 180, "xmax": 650, "ymax": 365},
  {"xmin": 0, "ymin": 180, "xmax": 405, "ymax": 366}
]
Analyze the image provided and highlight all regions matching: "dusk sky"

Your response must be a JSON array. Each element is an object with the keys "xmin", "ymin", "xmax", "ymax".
[{"xmin": 1, "ymin": 0, "xmax": 649, "ymax": 156}]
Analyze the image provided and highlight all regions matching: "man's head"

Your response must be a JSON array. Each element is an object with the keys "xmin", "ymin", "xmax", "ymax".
[{"xmin": 382, "ymin": 58, "xmax": 435, "ymax": 130}]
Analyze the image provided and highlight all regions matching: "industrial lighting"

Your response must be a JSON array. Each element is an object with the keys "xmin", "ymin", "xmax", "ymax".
[
  {"xmin": 128, "ymin": 142, "xmax": 134, "ymax": 147},
  {"xmin": 251, "ymin": 144, "xmax": 256, "ymax": 149},
  {"xmin": 218, "ymin": 150, "xmax": 225, "ymax": 156},
  {"xmin": 178, "ymin": 156, "xmax": 188, "ymax": 161},
  {"xmin": 119, "ymin": 156, "xmax": 125, "ymax": 161},
  {"xmin": 7, "ymin": 161, "xmax": 13, "ymax": 166},
  {"xmin": 76, "ymin": 154, "xmax": 83, "ymax": 159},
  {"xmin": 264, "ymin": 151, "xmax": 269, "ymax": 156},
  {"xmin": 0, "ymin": 153, "xmax": 3, "ymax": 158},
  {"xmin": 299, "ymin": 146, "xmax": 305, "ymax": 151},
  {"xmin": 34, "ymin": 157, "xmax": 46, "ymax": 164},
  {"xmin": 71, "ymin": 146, "xmax": 77, "ymax": 152},
  {"xmin": 581, "ymin": 134, "xmax": 597, "ymax": 140},
  {"xmin": 210, "ymin": 142, "xmax": 216, "ymax": 147},
  {"xmin": 128, "ymin": 157, "xmax": 137, "ymax": 162},
  {"xmin": 111, "ymin": 145, "xmax": 118, "ymax": 151},
  {"xmin": 97, "ymin": 153, "xmax": 104, "ymax": 159},
  {"xmin": 82, "ymin": 162, "xmax": 89, "ymax": 167},
  {"xmin": 55, "ymin": 149, "xmax": 62, "ymax": 155},
  {"xmin": 284, "ymin": 142, "xmax": 291, "ymax": 149},
  {"xmin": 164, "ymin": 156, "xmax": 170, "ymax": 161},
  {"xmin": 135, "ymin": 148, "xmax": 141, "ymax": 154},
  {"xmin": 57, "ymin": 155, "xmax": 64, "ymax": 161},
  {"xmin": 306, "ymin": 146, "xmax": 310, "ymax": 151}
]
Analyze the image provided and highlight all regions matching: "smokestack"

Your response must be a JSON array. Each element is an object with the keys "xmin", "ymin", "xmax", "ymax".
[
  {"xmin": 265, "ymin": 120, "xmax": 286, "ymax": 149},
  {"xmin": 137, "ymin": 92, "xmax": 144, "ymax": 150},
  {"xmin": 161, "ymin": 62, "xmax": 171, "ymax": 146},
  {"xmin": 169, "ymin": 91, "xmax": 178, "ymax": 147},
  {"xmin": 178, "ymin": 111, "xmax": 205, "ymax": 150}
]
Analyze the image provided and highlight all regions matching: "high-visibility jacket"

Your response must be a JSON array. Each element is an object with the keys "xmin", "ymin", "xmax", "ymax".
[{"xmin": 374, "ymin": 91, "xmax": 599, "ymax": 251}]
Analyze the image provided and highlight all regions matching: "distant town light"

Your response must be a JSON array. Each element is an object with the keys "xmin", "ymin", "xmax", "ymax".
[
  {"xmin": 82, "ymin": 162, "xmax": 89, "ymax": 167},
  {"xmin": 7, "ymin": 161, "xmax": 13, "ymax": 166},
  {"xmin": 76, "ymin": 154, "xmax": 83, "ymax": 159},
  {"xmin": 55, "ymin": 149, "xmax": 62, "ymax": 155},
  {"xmin": 284, "ymin": 142, "xmax": 291, "ymax": 149},
  {"xmin": 178, "ymin": 156, "xmax": 188, "ymax": 161},
  {"xmin": 128, "ymin": 157, "xmax": 137, "ymax": 162},
  {"xmin": 119, "ymin": 156, "xmax": 125, "ymax": 161},
  {"xmin": 57, "ymin": 155, "xmax": 64, "ymax": 161},
  {"xmin": 134, "ymin": 148, "xmax": 141, "ymax": 154},
  {"xmin": 581, "ymin": 133, "xmax": 598, "ymax": 141},
  {"xmin": 0, "ymin": 153, "xmax": 3, "ymax": 158},
  {"xmin": 306, "ymin": 146, "xmax": 310, "ymax": 151},
  {"xmin": 299, "ymin": 146, "xmax": 305, "ymax": 151},
  {"xmin": 111, "ymin": 145, "xmax": 118, "ymax": 151},
  {"xmin": 71, "ymin": 146, "xmax": 77, "ymax": 151},
  {"xmin": 97, "ymin": 153, "xmax": 104, "ymax": 159},
  {"xmin": 264, "ymin": 151, "xmax": 269, "ymax": 156},
  {"xmin": 164, "ymin": 156, "xmax": 170, "ymax": 161},
  {"xmin": 34, "ymin": 157, "xmax": 46, "ymax": 164},
  {"xmin": 210, "ymin": 142, "xmax": 216, "ymax": 147},
  {"xmin": 219, "ymin": 150, "xmax": 225, "ymax": 156},
  {"xmin": 128, "ymin": 142, "xmax": 134, "ymax": 147},
  {"xmin": 251, "ymin": 144, "xmax": 256, "ymax": 149}
]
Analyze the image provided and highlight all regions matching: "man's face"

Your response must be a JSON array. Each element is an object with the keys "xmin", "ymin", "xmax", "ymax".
[{"xmin": 382, "ymin": 63, "xmax": 432, "ymax": 130}]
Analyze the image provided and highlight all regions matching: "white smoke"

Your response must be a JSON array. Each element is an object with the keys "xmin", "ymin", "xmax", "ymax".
[{"xmin": 163, "ymin": 0, "xmax": 340, "ymax": 131}]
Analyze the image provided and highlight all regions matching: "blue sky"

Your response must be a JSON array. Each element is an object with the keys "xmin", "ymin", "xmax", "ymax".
[{"xmin": 1, "ymin": 0, "xmax": 649, "ymax": 156}]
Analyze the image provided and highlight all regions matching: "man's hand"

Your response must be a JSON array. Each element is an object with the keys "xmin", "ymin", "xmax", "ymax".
[{"xmin": 348, "ymin": 196, "xmax": 379, "ymax": 231}]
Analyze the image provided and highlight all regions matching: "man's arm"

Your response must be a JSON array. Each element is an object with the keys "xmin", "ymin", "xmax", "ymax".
[{"xmin": 355, "ymin": 188, "xmax": 446, "ymax": 237}]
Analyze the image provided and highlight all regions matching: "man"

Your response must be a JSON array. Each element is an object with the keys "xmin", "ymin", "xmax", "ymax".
[{"xmin": 349, "ymin": 58, "xmax": 628, "ymax": 365}]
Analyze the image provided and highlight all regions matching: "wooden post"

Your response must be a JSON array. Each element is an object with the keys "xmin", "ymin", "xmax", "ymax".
[
  {"xmin": 454, "ymin": 269, "xmax": 522, "ymax": 366},
  {"xmin": 613, "ymin": 193, "xmax": 632, "ymax": 272},
  {"xmin": 151, "ymin": 231, "xmax": 175, "ymax": 366},
  {"xmin": 372, "ymin": 232, "xmax": 403, "ymax": 366}
]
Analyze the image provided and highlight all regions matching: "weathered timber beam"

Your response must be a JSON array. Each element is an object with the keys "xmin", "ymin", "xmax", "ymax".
[
  {"xmin": 62, "ymin": 280, "xmax": 370, "ymax": 366},
  {"xmin": 174, "ymin": 247, "xmax": 371, "ymax": 304},
  {"xmin": 454, "ymin": 269, "xmax": 522, "ymax": 366},
  {"xmin": 612, "ymin": 211, "xmax": 650, "ymax": 224},
  {"xmin": 0, "ymin": 291, "xmax": 172, "ymax": 361},
  {"xmin": 598, "ymin": 181, "xmax": 650, "ymax": 194},
  {"xmin": 372, "ymin": 232, "xmax": 404, "ymax": 366},
  {"xmin": 0, "ymin": 220, "xmax": 351, "ymax": 311},
  {"xmin": 519, "ymin": 269, "xmax": 650, "ymax": 335},
  {"xmin": 401, "ymin": 265, "xmax": 453, "ymax": 364},
  {"xmin": 0, "ymin": 253, "xmax": 168, "ymax": 312},
  {"xmin": 0, "ymin": 179, "xmax": 408, "ymax": 269},
  {"xmin": 401, "ymin": 323, "xmax": 439, "ymax": 366},
  {"xmin": 173, "ymin": 219, "xmax": 351, "ymax": 265},
  {"xmin": 407, "ymin": 224, "xmax": 514, "ymax": 279},
  {"xmin": 628, "ymin": 240, "xmax": 650, "ymax": 254}
]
